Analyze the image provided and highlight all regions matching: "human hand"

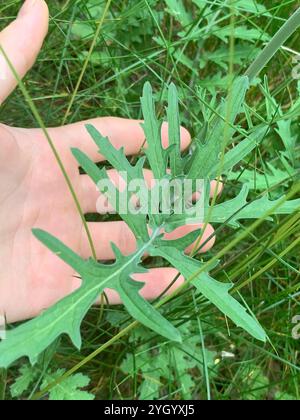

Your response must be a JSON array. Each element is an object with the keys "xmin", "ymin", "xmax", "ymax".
[{"xmin": 0, "ymin": 0, "xmax": 217, "ymax": 323}]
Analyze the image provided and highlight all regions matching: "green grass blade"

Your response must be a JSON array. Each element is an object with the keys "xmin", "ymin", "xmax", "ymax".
[{"xmin": 245, "ymin": 7, "xmax": 300, "ymax": 81}]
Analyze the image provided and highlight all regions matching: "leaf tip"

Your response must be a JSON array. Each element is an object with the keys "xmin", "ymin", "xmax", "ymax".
[{"xmin": 32, "ymin": 228, "xmax": 46, "ymax": 241}]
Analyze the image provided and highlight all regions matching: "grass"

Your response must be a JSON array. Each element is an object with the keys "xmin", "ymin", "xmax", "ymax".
[{"xmin": 0, "ymin": 0, "xmax": 299, "ymax": 400}]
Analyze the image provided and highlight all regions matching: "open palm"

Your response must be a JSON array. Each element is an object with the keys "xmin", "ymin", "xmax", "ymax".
[{"xmin": 0, "ymin": 0, "xmax": 216, "ymax": 323}]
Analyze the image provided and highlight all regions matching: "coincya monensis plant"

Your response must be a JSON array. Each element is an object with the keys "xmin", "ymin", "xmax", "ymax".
[{"xmin": 0, "ymin": 79, "xmax": 299, "ymax": 368}]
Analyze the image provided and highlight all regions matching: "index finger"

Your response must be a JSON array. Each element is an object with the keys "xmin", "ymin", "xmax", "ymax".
[
  {"xmin": 0, "ymin": 0, "xmax": 49, "ymax": 104},
  {"xmin": 45, "ymin": 117, "xmax": 191, "ymax": 162}
]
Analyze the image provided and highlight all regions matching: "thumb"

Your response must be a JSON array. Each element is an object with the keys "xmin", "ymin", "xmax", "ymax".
[{"xmin": 0, "ymin": 0, "xmax": 49, "ymax": 104}]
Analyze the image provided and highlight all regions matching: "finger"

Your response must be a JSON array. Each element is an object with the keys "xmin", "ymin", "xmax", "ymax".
[
  {"xmin": 80, "ymin": 221, "xmax": 215, "ymax": 260},
  {"xmin": 98, "ymin": 268, "xmax": 185, "ymax": 304},
  {"xmin": 0, "ymin": 0, "xmax": 49, "ymax": 104},
  {"xmin": 79, "ymin": 168, "xmax": 153, "ymax": 214},
  {"xmin": 210, "ymin": 179, "xmax": 224, "ymax": 198},
  {"xmin": 163, "ymin": 224, "xmax": 215, "ymax": 254},
  {"xmin": 48, "ymin": 118, "xmax": 191, "ymax": 162}
]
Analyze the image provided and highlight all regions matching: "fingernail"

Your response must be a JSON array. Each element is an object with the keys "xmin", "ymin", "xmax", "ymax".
[{"xmin": 18, "ymin": 0, "xmax": 38, "ymax": 18}]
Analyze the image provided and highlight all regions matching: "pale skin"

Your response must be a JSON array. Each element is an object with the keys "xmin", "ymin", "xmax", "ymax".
[{"xmin": 0, "ymin": 0, "xmax": 219, "ymax": 324}]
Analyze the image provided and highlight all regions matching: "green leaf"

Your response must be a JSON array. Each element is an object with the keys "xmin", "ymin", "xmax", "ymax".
[
  {"xmin": 141, "ymin": 82, "xmax": 168, "ymax": 180},
  {"xmin": 11, "ymin": 365, "xmax": 95, "ymax": 400},
  {"xmin": 210, "ymin": 126, "xmax": 269, "ymax": 177},
  {"xmin": 187, "ymin": 76, "xmax": 249, "ymax": 180},
  {"xmin": 0, "ymin": 229, "xmax": 180, "ymax": 368},
  {"xmin": 150, "ymin": 247, "xmax": 267, "ymax": 342},
  {"xmin": 187, "ymin": 25, "xmax": 269, "ymax": 44},
  {"xmin": 167, "ymin": 83, "xmax": 183, "ymax": 176},
  {"xmin": 10, "ymin": 365, "xmax": 38, "ymax": 398},
  {"xmin": 41, "ymin": 370, "xmax": 94, "ymax": 401},
  {"xmin": 228, "ymin": 163, "xmax": 299, "ymax": 191},
  {"xmin": 72, "ymin": 132, "xmax": 149, "ymax": 243},
  {"xmin": 166, "ymin": 185, "xmax": 300, "ymax": 230},
  {"xmin": 85, "ymin": 124, "xmax": 147, "ymax": 185},
  {"xmin": 121, "ymin": 321, "xmax": 217, "ymax": 399},
  {"xmin": 240, "ymin": 364, "xmax": 269, "ymax": 400},
  {"xmin": 215, "ymin": 26, "xmax": 270, "ymax": 43},
  {"xmin": 192, "ymin": 0, "xmax": 270, "ymax": 16},
  {"xmin": 275, "ymin": 119, "xmax": 298, "ymax": 166},
  {"xmin": 71, "ymin": 0, "xmax": 114, "ymax": 41},
  {"xmin": 164, "ymin": 0, "xmax": 192, "ymax": 26},
  {"xmin": 245, "ymin": 8, "xmax": 300, "ymax": 81},
  {"xmin": 199, "ymin": 45, "xmax": 260, "ymax": 70},
  {"xmin": 275, "ymin": 391, "xmax": 297, "ymax": 401},
  {"xmin": 2, "ymin": 81, "xmax": 286, "ymax": 369},
  {"xmin": 209, "ymin": 186, "xmax": 300, "ymax": 227},
  {"xmin": 229, "ymin": 0, "xmax": 270, "ymax": 16},
  {"xmin": 117, "ymin": 276, "xmax": 181, "ymax": 343}
]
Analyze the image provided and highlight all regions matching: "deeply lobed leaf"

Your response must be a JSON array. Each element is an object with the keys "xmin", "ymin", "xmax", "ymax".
[{"xmin": 2, "ymin": 81, "xmax": 299, "ymax": 368}]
